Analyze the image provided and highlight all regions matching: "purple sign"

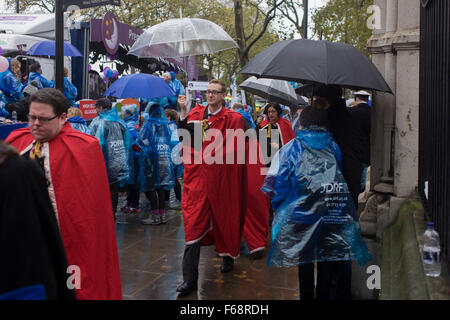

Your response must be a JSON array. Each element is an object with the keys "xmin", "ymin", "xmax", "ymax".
[
  {"xmin": 102, "ymin": 12, "xmax": 120, "ymax": 55},
  {"xmin": 187, "ymin": 56, "xmax": 198, "ymax": 81},
  {"xmin": 91, "ymin": 14, "xmax": 143, "ymax": 48}
]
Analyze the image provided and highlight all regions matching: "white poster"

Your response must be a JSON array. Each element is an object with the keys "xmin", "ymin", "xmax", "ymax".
[{"xmin": 187, "ymin": 81, "xmax": 209, "ymax": 91}]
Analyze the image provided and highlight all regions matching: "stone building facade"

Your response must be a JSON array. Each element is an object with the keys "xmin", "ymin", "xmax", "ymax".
[{"xmin": 360, "ymin": 0, "xmax": 420, "ymax": 239}]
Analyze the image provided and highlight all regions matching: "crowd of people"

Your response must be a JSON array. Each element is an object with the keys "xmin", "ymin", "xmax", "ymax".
[
  {"xmin": 0, "ymin": 57, "xmax": 77, "ymax": 122},
  {"xmin": 0, "ymin": 67, "xmax": 373, "ymax": 300}
]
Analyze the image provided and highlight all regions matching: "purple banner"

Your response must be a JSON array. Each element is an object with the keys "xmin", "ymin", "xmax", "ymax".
[
  {"xmin": 90, "ymin": 17, "xmax": 143, "ymax": 47},
  {"xmin": 187, "ymin": 56, "xmax": 198, "ymax": 81}
]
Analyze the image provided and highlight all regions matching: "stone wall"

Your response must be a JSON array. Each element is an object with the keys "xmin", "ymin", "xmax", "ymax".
[{"xmin": 361, "ymin": 0, "xmax": 420, "ymax": 239}]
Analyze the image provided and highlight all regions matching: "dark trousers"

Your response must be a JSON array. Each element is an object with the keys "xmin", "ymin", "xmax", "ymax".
[
  {"xmin": 298, "ymin": 263, "xmax": 315, "ymax": 300},
  {"xmin": 298, "ymin": 261, "xmax": 352, "ymax": 300},
  {"xmin": 341, "ymin": 157, "xmax": 364, "ymax": 207},
  {"xmin": 174, "ymin": 178, "xmax": 182, "ymax": 201},
  {"xmin": 110, "ymin": 182, "xmax": 120, "ymax": 217},
  {"xmin": 126, "ymin": 183, "xmax": 140, "ymax": 208},
  {"xmin": 164, "ymin": 178, "xmax": 182, "ymax": 202},
  {"xmin": 181, "ymin": 242, "xmax": 201, "ymax": 285},
  {"xmin": 145, "ymin": 188, "xmax": 166, "ymax": 211},
  {"xmin": 126, "ymin": 157, "xmax": 140, "ymax": 207}
]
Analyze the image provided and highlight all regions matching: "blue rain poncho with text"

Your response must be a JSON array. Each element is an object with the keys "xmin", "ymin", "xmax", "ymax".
[
  {"xmin": 88, "ymin": 108, "xmax": 134, "ymax": 186},
  {"xmin": 261, "ymin": 126, "xmax": 372, "ymax": 267},
  {"xmin": 136, "ymin": 105, "xmax": 175, "ymax": 191}
]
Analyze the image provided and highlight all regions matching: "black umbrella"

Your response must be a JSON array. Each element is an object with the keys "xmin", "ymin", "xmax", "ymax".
[
  {"xmin": 240, "ymin": 39, "xmax": 393, "ymax": 94},
  {"xmin": 295, "ymin": 83, "xmax": 314, "ymax": 98},
  {"xmin": 239, "ymin": 76, "xmax": 299, "ymax": 106}
]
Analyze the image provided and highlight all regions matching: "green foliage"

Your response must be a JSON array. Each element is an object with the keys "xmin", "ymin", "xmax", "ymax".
[{"xmin": 311, "ymin": 0, "xmax": 374, "ymax": 56}]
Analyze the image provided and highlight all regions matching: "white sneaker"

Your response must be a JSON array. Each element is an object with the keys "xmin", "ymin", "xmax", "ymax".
[
  {"xmin": 169, "ymin": 200, "xmax": 182, "ymax": 209},
  {"xmin": 141, "ymin": 214, "xmax": 161, "ymax": 225},
  {"xmin": 160, "ymin": 213, "xmax": 167, "ymax": 224}
]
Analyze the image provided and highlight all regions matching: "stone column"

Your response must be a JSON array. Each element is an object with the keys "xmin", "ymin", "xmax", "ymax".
[{"xmin": 392, "ymin": 1, "xmax": 420, "ymax": 197}]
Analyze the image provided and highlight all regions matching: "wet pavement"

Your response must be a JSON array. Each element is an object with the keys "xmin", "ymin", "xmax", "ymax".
[
  {"xmin": 115, "ymin": 192, "xmax": 378, "ymax": 300},
  {"xmin": 115, "ymin": 192, "xmax": 299, "ymax": 300}
]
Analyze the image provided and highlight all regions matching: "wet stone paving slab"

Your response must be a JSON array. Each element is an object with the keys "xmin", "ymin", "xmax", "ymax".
[{"xmin": 115, "ymin": 193, "xmax": 299, "ymax": 300}]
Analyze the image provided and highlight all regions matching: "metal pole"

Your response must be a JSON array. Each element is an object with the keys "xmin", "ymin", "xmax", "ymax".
[
  {"xmin": 303, "ymin": 0, "xmax": 309, "ymax": 39},
  {"xmin": 16, "ymin": 0, "xmax": 19, "ymax": 13},
  {"xmin": 55, "ymin": 0, "xmax": 64, "ymax": 91}
]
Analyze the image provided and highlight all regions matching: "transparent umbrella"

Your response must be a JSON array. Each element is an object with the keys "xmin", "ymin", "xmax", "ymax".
[{"xmin": 128, "ymin": 18, "xmax": 238, "ymax": 59}]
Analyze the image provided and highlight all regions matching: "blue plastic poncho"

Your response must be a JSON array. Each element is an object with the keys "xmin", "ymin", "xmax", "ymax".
[
  {"xmin": 168, "ymin": 120, "xmax": 184, "ymax": 178},
  {"xmin": 28, "ymin": 72, "xmax": 54, "ymax": 89},
  {"xmin": 261, "ymin": 126, "xmax": 372, "ymax": 267},
  {"xmin": 122, "ymin": 105, "xmax": 139, "ymax": 140},
  {"xmin": 68, "ymin": 116, "xmax": 89, "ymax": 134},
  {"xmin": 136, "ymin": 105, "xmax": 175, "ymax": 191},
  {"xmin": 235, "ymin": 107, "xmax": 255, "ymax": 128},
  {"xmin": 0, "ymin": 95, "xmax": 9, "ymax": 118},
  {"xmin": 168, "ymin": 72, "xmax": 185, "ymax": 108},
  {"xmin": 64, "ymin": 77, "xmax": 78, "ymax": 106},
  {"xmin": 0, "ymin": 69, "xmax": 23, "ymax": 104},
  {"xmin": 88, "ymin": 108, "xmax": 134, "ymax": 186},
  {"xmin": 169, "ymin": 72, "xmax": 185, "ymax": 96}
]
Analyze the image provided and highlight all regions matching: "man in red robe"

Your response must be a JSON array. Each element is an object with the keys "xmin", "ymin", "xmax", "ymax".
[
  {"xmin": 176, "ymin": 79, "xmax": 248, "ymax": 295},
  {"xmin": 6, "ymin": 88, "xmax": 122, "ymax": 300}
]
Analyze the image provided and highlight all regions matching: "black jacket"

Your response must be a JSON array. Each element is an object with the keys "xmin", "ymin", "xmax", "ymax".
[
  {"xmin": 348, "ymin": 103, "xmax": 371, "ymax": 166},
  {"xmin": 0, "ymin": 141, "xmax": 75, "ymax": 299}
]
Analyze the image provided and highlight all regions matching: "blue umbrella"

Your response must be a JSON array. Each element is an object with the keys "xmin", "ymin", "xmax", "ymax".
[
  {"xmin": 104, "ymin": 73, "xmax": 175, "ymax": 99},
  {"xmin": 27, "ymin": 40, "xmax": 83, "ymax": 57}
]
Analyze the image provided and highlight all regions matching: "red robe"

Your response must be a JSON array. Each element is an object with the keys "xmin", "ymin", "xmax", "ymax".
[
  {"xmin": 7, "ymin": 123, "xmax": 122, "ymax": 300},
  {"xmin": 181, "ymin": 106, "xmax": 247, "ymax": 258},
  {"xmin": 260, "ymin": 117, "xmax": 296, "ymax": 146},
  {"xmin": 242, "ymin": 137, "xmax": 270, "ymax": 253}
]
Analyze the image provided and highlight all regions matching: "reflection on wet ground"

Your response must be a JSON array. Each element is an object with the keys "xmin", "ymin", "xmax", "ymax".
[{"xmin": 115, "ymin": 194, "xmax": 299, "ymax": 300}]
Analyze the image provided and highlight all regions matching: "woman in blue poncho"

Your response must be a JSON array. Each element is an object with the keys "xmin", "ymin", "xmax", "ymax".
[
  {"xmin": 164, "ymin": 108, "xmax": 183, "ymax": 209},
  {"xmin": 88, "ymin": 98, "xmax": 134, "ymax": 220},
  {"xmin": 0, "ymin": 59, "xmax": 23, "ymax": 106},
  {"xmin": 63, "ymin": 68, "xmax": 78, "ymax": 106},
  {"xmin": 135, "ymin": 102, "xmax": 175, "ymax": 225},
  {"xmin": 27, "ymin": 62, "xmax": 54, "ymax": 89},
  {"xmin": 120, "ymin": 104, "xmax": 142, "ymax": 214},
  {"xmin": 67, "ymin": 107, "xmax": 89, "ymax": 134},
  {"xmin": 261, "ymin": 105, "xmax": 371, "ymax": 300}
]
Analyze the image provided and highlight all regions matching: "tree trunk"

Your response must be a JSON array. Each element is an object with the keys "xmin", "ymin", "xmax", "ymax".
[{"xmin": 234, "ymin": 0, "xmax": 249, "ymax": 68}]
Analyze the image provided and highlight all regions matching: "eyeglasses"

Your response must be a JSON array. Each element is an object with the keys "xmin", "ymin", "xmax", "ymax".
[
  {"xmin": 28, "ymin": 114, "xmax": 59, "ymax": 123},
  {"xmin": 206, "ymin": 90, "xmax": 224, "ymax": 96}
]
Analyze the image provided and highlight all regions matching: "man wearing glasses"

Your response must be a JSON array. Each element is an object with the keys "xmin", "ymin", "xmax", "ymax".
[
  {"xmin": 6, "ymin": 88, "xmax": 122, "ymax": 300},
  {"xmin": 175, "ymin": 79, "xmax": 249, "ymax": 296}
]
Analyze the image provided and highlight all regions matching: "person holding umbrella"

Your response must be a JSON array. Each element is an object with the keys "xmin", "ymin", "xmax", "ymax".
[
  {"xmin": 175, "ymin": 79, "xmax": 249, "ymax": 296},
  {"xmin": 261, "ymin": 105, "xmax": 371, "ymax": 300},
  {"xmin": 257, "ymin": 102, "xmax": 295, "ymax": 167},
  {"xmin": 312, "ymin": 85, "xmax": 368, "ymax": 208}
]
